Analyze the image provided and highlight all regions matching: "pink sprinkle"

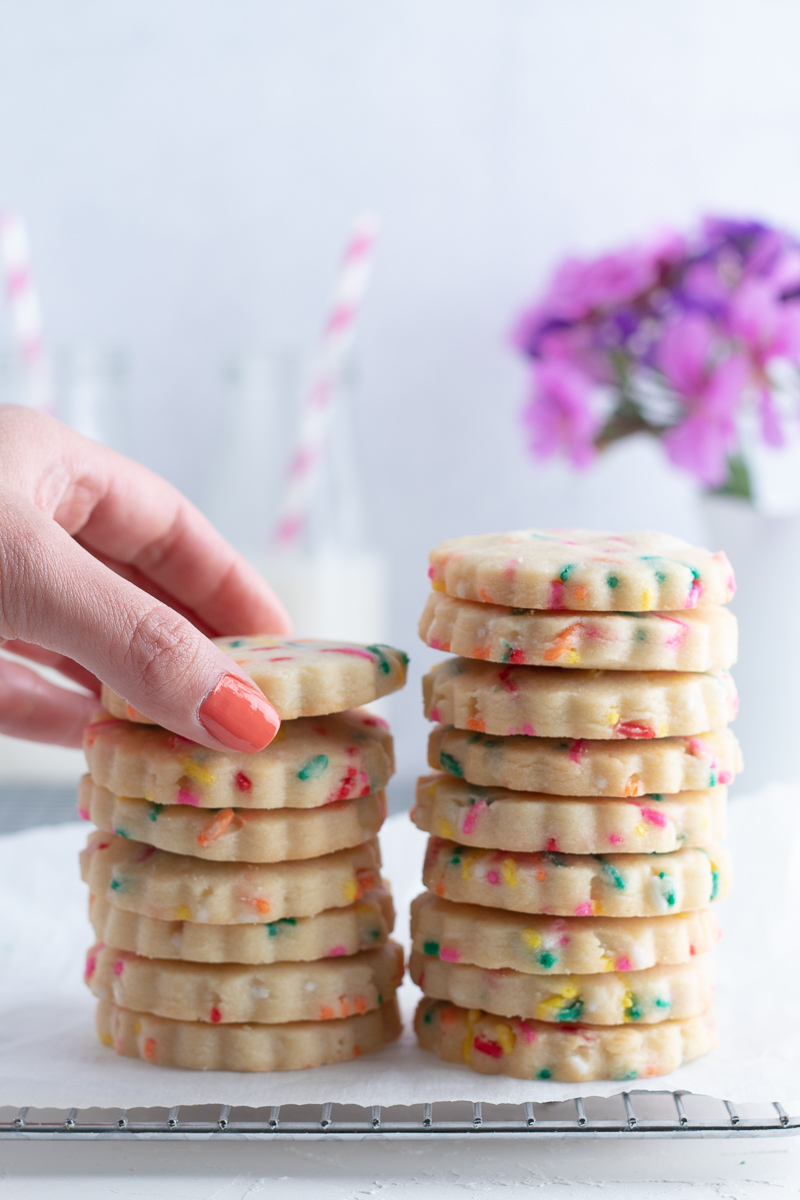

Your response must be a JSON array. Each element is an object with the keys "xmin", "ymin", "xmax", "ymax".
[
  {"xmin": 177, "ymin": 788, "xmax": 200, "ymax": 806},
  {"xmin": 462, "ymin": 799, "xmax": 488, "ymax": 836},
  {"xmin": 136, "ymin": 844, "xmax": 157, "ymax": 862},
  {"xmin": 321, "ymin": 647, "xmax": 375, "ymax": 661},
  {"xmin": 575, "ymin": 902, "xmax": 593, "ymax": 916},
  {"xmin": 429, "ymin": 638, "xmax": 443, "ymax": 650},
  {"xmin": 440, "ymin": 947, "xmax": 461, "ymax": 963},
  {"xmin": 84, "ymin": 953, "xmax": 97, "ymax": 980},
  {"xmin": 608, "ymin": 832, "xmax": 623, "ymax": 845},
  {"xmin": 718, "ymin": 769, "xmax": 733, "ymax": 784},
  {"xmin": 549, "ymin": 580, "xmax": 565, "ymax": 608},
  {"xmin": 503, "ymin": 561, "xmax": 518, "ymax": 581},
  {"xmin": 327, "ymin": 945, "xmax": 347, "ymax": 957},
  {"xmin": 568, "ymin": 739, "xmax": 587, "ymax": 764},
  {"xmin": 522, "ymin": 723, "xmax": 536, "ymax": 737},
  {"xmin": 427, "ymin": 566, "xmax": 434, "ymax": 579},
  {"xmin": 640, "ymin": 806, "xmax": 668, "ymax": 828},
  {"xmin": 430, "ymin": 707, "xmax": 442, "ymax": 723},
  {"xmin": 518, "ymin": 1019, "xmax": 538, "ymax": 1044},
  {"xmin": 559, "ymin": 935, "xmax": 570, "ymax": 947},
  {"xmin": 486, "ymin": 870, "xmax": 501, "ymax": 885},
  {"xmin": 361, "ymin": 715, "xmax": 389, "ymax": 729},
  {"xmin": 77, "ymin": 807, "xmax": 90, "ymax": 821},
  {"xmin": 615, "ymin": 956, "xmax": 633, "ymax": 971},
  {"xmin": 113, "ymin": 959, "xmax": 125, "ymax": 976},
  {"xmin": 687, "ymin": 737, "xmax": 708, "ymax": 760}
]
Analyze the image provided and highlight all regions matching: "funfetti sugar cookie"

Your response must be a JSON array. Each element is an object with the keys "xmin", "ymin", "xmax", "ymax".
[
  {"xmin": 89, "ymin": 887, "xmax": 395, "ymax": 964},
  {"xmin": 98, "ymin": 996, "xmax": 402, "ymax": 1071},
  {"xmin": 412, "ymin": 774, "xmax": 726, "ymax": 854},
  {"xmin": 415, "ymin": 998, "xmax": 716, "ymax": 1082},
  {"xmin": 423, "ymin": 660, "xmax": 738, "ymax": 741},
  {"xmin": 80, "ymin": 776, "xmax": 386, "ymax": 863},
  {"xmin": 80, "ymin": 830, "xmax": 382, "ymax": 924},
  {"xmin": 101, "ymin": 638, "xmax": 409, "ymax": 724},
  {"xmin": 83, "ymin": 709, "xmax": 394, "ymax": 809},
  {"xmin": 410, "ymin": 892, "xmax": 720, "ymax": 975},
  {"xmin": 428, "ymin": 725, "xmax": 741, "ymax": 797},
  {"xmin": 410, "ymin": 950, "xmax": 714, "ymax": 1025},
  {"xmin": 86, "ymin": 940, "xmax": 404, "ymax": 1024},
  {"xmin": 428, "ymin": 530, "xmax": 735, "ymax": 611},
  {"xmin": 422, "ymin": 836, "xmax": 730, "ymax": 918},
  {"xmin": 419, "ymin": 593, "xmax": 738, "ymax": 672}
]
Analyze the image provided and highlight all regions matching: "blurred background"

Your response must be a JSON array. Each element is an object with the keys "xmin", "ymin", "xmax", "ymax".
[{"xmin": 1, "ymin": 0, "xmax": 799, "ymax": 821}]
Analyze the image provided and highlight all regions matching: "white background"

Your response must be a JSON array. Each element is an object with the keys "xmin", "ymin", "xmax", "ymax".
[{"xmin": 1, "ymin": 0, "xmax": 800, "ymax": 779}]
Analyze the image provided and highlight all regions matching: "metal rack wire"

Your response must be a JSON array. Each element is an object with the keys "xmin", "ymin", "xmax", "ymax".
[{"xmin": 1, "ymin": 1093, "xmax": 797, "ymax": 1138}]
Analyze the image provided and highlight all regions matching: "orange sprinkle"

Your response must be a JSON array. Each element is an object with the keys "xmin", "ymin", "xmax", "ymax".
[
  {"xmin": 623, "ymin": 777, "xmax": 642, "ymax": 797},
  {"xmin": 478, "ymin": 588, "xmax": 494, "ymax": 603},
  {"xmin": 339, "ymin": 998, "xmax": 351, "ymax": 1018},
  {"xmin": 466, "ymin": 717, "xmax": 486, "ymax": 733},
  {"xmin": 543, "ymin": 623, "xmax": 581, "ymax": 663},
  {"xmin": 352, "ymin": 1046, "xmax": 362, "ymax": 1057},
  {"xmin": 472, "ymin": 645, "xmax": 491, "ymax": 660},
  {"xmin": 354, "ymin": 995, "xmax": 368, "ymax": 1014},
  {"xmin": 435, "ymin": 882, "xmax": 445, "ymax": 897},
  {"xmin": 320, "ymin": 1006, "xmax": 335, "ymax": 1020},
  {"xmin": 197, "ymin": 809, "xmax": 236, "ymax": 848},
  {"xmin": 252, "ymin": 897, "xmax": 271, "ymax": 915},
  {"xmin": 537, "ymin": 869, "xmax": 547, "ymax": 882},
  {"xmin": 572, "ymin": 585, "xmax": 588, "ymax": 601},
  {"xmin": 142, "ymin": 1036, "xmax": 157, "ymax": 1061}
]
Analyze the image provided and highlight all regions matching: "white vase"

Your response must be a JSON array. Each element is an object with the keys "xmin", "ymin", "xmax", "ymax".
[{"xmin": 701, "ymin": 494, "xmax": 800, "ymax": 791}]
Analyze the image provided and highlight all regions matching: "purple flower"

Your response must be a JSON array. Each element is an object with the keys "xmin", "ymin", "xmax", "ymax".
[
  {"xmin": 522, "ymin": 356, "xmax": 600, "ymax": 468},
  {"xmin": 657, "ymin": 314, "xmax": 750, "ymax": 485}
]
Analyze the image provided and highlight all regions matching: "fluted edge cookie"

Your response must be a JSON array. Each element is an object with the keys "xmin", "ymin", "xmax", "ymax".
[
  {"xmin": 410, "ymin": 949, "xmax": 714, "ymax": 1025},
  {"xmin": 419, "ymin": 593, "xmax": 738, "ymax": 672},
  {"xmin": 81, "ymin": 830, "xmax": 382, "ymax": 924},
  {"xmin": 87, "ymin": 941, "xmax": 404, "ymax": 1024},
  {"xmin": 428, "ymin": 726, "xmax": 741, "ymax": 796},
  {"xmin": 84, "ymin": 708, "xmax": 394, "ymax": 809},
  {"xmin": 80, "ymin": 775, "xmax": 386, "ymax": 862},
  {"xmin": 423, "ymin": 659, "xmax": 738, "ymax": 740},
  {"xmin": 422, "ymin": 836, "xmax": 730, "ymax": 918},
  {"xmin": 412, "ymin": 773, "xmax": 726, "ymax": 854},
  {"xmin": 97, "ymin": 997, "xmax": 402, "ymax": 1071},
  {"xmin": 89, "ymin": 887, "xmax": 395, "ymax": 963},
  {"xmin": 415, "ymin": 998, "xmax": 716, "ymax": 1081},
  {"xmin": 101, "ymin": 638, "xmax": 409, "ymax": 723},
  {"xmin": 410, "ymin": 893, "xmax": 720, "ymax": 975},
  {"xmin": 428, "ymin": 530, "xmax": 735, "ymax": 611}
]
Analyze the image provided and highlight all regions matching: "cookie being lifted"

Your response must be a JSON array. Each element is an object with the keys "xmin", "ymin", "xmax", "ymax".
[
  {"xmin": 428, "ymin": 530, "xmax": 735, "ymax": 611},
  {"xmin": 101, "ymin": 637, "xmax": 409, "ymax": 723}
]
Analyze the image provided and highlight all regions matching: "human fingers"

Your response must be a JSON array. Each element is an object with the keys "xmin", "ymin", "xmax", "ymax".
[
  {"xmin": 1, "ymin": 639, "xmax": 101, "ymax": 693},
  {"xmin": 0, "ymin": 492, "xmax": 281, "ymax": 753},
  {"xmin": 0, "ymin": 658, "xmax": 98, "ymax": 746}
]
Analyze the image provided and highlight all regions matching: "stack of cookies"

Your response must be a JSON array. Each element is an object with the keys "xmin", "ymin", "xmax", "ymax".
[
  {"xmin": 79, "ymin": 637, "xmax": 408, "ymax": 1072},
  {"xmin": 411, "ymin": 530, "xmax": 741, "ymax": 1083}
]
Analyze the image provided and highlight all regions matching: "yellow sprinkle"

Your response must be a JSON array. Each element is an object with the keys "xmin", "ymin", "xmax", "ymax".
[
  {"xmin": 622, "ymin": 989, "xmax": 634, "ymax": 1019},
  {"xmin": 133, "ymin": 1020, "xmax": 142, "ymax": 1035},
  {"xmin": 501, "ymin": 857, "xmax": 518, "ymax": 887},
  {"xmin": 566, "ymin": 649, "xmax": 581, "ymax": 665},
  {"xmin": 558, "ymin": 983, "xmax": 579, "ymax": 999},
  {"xmin": 460, "ymin": 853, "xmax": 474, "ymax": 882},
  {"xmin": 635, "ymin": 823, "xmax": 647, "ymax": 837},
  {"xmin": 343, "ymin": 879, "xmax": 358, "ymax": 903},
  {"xmin": 180, "ymin": 759, "xmax": 217, "ymax": 786},
  {"xmin": 99, "ymin": 1033, "xmax": 113, "ymax": 1046},
  {"xmin": 144, "ymin": 790, "xmax": 153, "ymax": 802},
  {"xmin": 640, "ymin": 589, "xmax": 652, "ymax": 610},
  {"xmin": 175, "ymin": 905, "xmax": 191, "ymax": 921},
  {"xmin": 657, "ymin": 723, "xmax": 668, "ymax": 737},
  {"xmin": 521, "ymin": 929, "xmax": 542, "ymax": 950},
  {"xmin": 537, "ymin": 994, "xmax": 573, "ymax": 1018},
  {"xmin": 437, "ymin": 818, "xmax": 455, "ymax": 840},
  {"xmin": 606, "ymin": 707, "xmax": 620, "ymax": 726},
  {"xmin": 462, "ymin": 1008, "xmax": 482, "ymax": 1062},
  {"xmin": 494, "ymin": 1023, "xmax": 515, "ymax": 1055},
  {"xmin": 432, "ymin": 579, "xmax": 446, "ymax": 592},
  {"xmin": 600, "ymin": 953, "xmax": 615, "ymax": 973}
]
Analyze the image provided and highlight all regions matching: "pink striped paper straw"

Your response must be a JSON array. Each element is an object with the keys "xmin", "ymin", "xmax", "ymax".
[
  {"xmin": 0, "ymin": 210, "xmax": 54, "ymax": 412},
  {"xmin": 273, "ymin": 212, "xmax": 379, "ymax": 547}
]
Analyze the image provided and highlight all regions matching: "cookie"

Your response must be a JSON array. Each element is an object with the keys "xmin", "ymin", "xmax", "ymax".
[
  {"xmin": 101, "ymin": 638, "xmax": 409, "ymax": 724},
  {"xmin": 428, "ymin": 530, "xmax": 735, "ymax": 611},
  {"xmin": 410, "ymin": 893, "xmax": 720, "ymax": 975},
  {"xmin": 423, "ymin": 659, "xmax": 738, "ymax": 740},
  {"xmin": 97, "ymin": 996, "xmax": 402, "ymax": 1071},
  {"xmin": 80, "ymin": 776, "xmax": 386, "ymax": 862},
  {"xmin": 419, "ymin": 593, "xmax": 737, "ymax": 672},
  {"xmin": 83, "ymin": 709, "xmax": 394, "ymax": 810},
  {"xmin": 412, "ymin": 774, "xmax": 726, "ymax": 854},
  {"xmin": 422, "ymin": 836, "xmax": 730, "ymax": 918},
  {"xmin": 410, "ymin": 950, "xmax": 713, "ymax": 1026},
  {"xmin": 428, "ymin": 725, "xmax": 741, "ymax": 797},
  {"xmin": 415, "ymin": 998, "xmax": 716, "ymax": 1081},
  {"xmin": 80, "ymin": 830, "xmax": 382, "ymax": 924},
  {"xmin": 86, "ymin": 940, "xmax": 404, "ymax": 1024}
]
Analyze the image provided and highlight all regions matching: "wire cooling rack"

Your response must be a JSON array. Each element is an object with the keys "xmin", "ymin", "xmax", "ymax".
[{"xmin": 1, "ymin": 1093, "xmax": 797, "ymax": 1139}]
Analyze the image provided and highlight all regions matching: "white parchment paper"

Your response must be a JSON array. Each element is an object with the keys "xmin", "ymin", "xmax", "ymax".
[{"xmin": 1, "ymin": 786, "xmax": 798, "ymax": 1110}]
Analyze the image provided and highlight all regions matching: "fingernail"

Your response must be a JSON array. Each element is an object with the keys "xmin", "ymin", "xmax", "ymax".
[{"xmin": 199, "ymin": 673, "xmax": 280, "ymax": 753}]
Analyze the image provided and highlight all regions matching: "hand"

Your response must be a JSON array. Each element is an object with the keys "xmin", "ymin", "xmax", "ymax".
[{"xmin": 0, "ymin": 405, "xmax": 291, "ymax": 751}]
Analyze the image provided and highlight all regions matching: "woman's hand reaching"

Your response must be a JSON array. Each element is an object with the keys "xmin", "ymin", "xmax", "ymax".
[{"xmin": 0, "ymin": 405, "xmax": 291, "ymax": 752}]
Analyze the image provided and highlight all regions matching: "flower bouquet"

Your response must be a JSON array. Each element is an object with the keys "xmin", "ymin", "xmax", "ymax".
[{"xmin": 513, "ymin": 218, "xmax": 800, "ymax": 499}]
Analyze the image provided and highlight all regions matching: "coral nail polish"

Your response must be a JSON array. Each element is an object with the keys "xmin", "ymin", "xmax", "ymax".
[{"xmin": 199, "ymin": 673, "xmax": 280, "ymax": 752}]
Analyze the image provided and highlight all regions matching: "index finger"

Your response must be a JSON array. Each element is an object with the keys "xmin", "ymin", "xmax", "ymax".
[{"xmin": 57, "ymin": 435, "xmax": 292, "ymax": 638}]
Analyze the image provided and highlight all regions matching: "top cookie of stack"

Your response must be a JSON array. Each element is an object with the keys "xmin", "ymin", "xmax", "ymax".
[
  {"xmin": 413, "ymin": 530, "xmax": 741, "ymax": 1084},
  {"xmin": 81, "ymin": 636, "xmax": 409, "ymax": 1073}
]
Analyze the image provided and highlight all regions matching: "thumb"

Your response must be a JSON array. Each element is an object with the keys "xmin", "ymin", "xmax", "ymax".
[{"xmin": 2, "ymin": 498, "xmax": 281, "ymax": 752}]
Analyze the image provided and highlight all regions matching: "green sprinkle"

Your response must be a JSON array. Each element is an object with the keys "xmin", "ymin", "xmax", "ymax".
[
  {"xmin": 543, "ymin": 851, "xmax": 567, "ymax": 867},
  {"xmin": 298, "ymin": 754, "xmax": 329, "ymax": 780},
  {"xmin": 598, "ymin": 859, "xmax": 626, "ymax": 890},
  {"xmin": 555, "ymin": 742, "xmax": 570, "ymax": 751},
  {"xmin": 648, "ymin": 794, "xmax": 665, "ymax": 803},
  {"xmin": 449, "ymin": 848, "xmax": 463, "ymax": 866},
  {"xmin": 113, "ymin": 827, "xmax": 130, "ymax": 839},
  {"xmin": 559, "ymin": 564, "xmax": 575, "ymax": 582},
  {"xmin": 423, "ymin": 941, "xmax": 440, "ymax": 957},
  {"xmin": 607, "ymin": 574, "xmax": 619, "ymax": 589},
  {"xmin": 369, "ymin": 927, "xmax": 380, "ymax": 940},
  {"xmin": 658, "ymin": 871, "xmax": 676, "ymax": 907},
  {"xmin": 655, "ymin": 571, "xmax": 666, "ymax": 584},
  {"xmin": 440, "ymin": 752, "xmax": 463, "ymax": 778},
  {"xmin": 423, "ymin": 1009, "xmax": 433, "ymax": 1024},
  {"xmin": 366, "ymin": 644, "xmax": 392, "ymax": 675},
  {"xmin": 538, "ymin": 951, "xmax": 558, "ymax": 969},
  {"xmin": 655, "ymin": 997, "xmax": 671, "ymax": 1008},
  {"xmin": 149, "ymin": 804, "xmax": 163, "ymax": 822},
  {"xmin": 228, "ymin": 639, "xmax": 246, "ymax": 647},
  {"xmin": 557, "ymin": 998, "xmax": 583, "ymax": 1022},
  {"xmin": 537, "ymin": 1068, "xmax": 552, "ymax": 1080},
  {"xmin": 635, "ymin": 628, "xmax": 648, "ymax": 642},
  {"xmin": 627, "ymin": 1002, "xmax": 642, "ymax": 1021},
  {"xmin": 265, "ymin": 917, "xmax": 297, "ymax": 937},
  {"xmin": 617, "ymin": 1069, "xmax": 638, "ymax": 1081},
  {"xmin": 500, "ymin": 641, "xmax": 515, "ymax": 663},
  {"xmin": 378, "ymin": 993, "xmax": 383, "ymax": 1005},
  {"xmin": 710, "ymin": 868, "xmax": 719, "ymax": 901}
]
